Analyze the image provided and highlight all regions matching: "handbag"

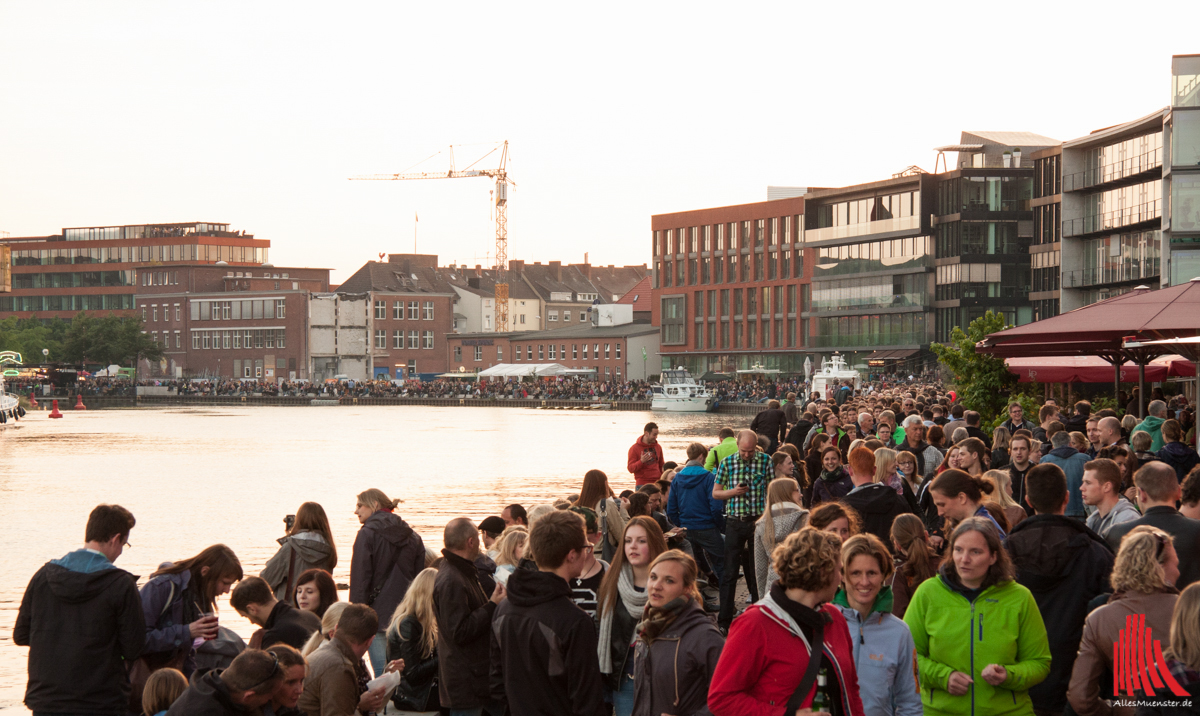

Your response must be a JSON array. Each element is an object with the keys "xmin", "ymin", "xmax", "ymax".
[{"xmin": 128, "ymin": 582, "xmax": 188, "ymax": 714}]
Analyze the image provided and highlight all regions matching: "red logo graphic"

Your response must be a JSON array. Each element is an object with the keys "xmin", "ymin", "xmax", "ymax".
[{"xmin": 1113, "ymin": 614, "xmax": 1190, "ymax": 698}]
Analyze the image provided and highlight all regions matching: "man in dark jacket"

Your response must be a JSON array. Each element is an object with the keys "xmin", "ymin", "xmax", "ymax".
[
  {"xmin": 434, "ymin": 517, "xmax": 505, "ymax": 714},
  {"xmin": 1008, "ymin": 463, "xmax": 1114, "ymax": 714},
  {"xmin": 350, "ymin": 506, "xmax": 425, "ymax": 675},
  {"xmin": 1000, "ymin": 402, "xmax": 1037, "ymax": 434},
  {"xmin": 841, "ymin": 447, "xmax": 912, "ymax": 546},
  {"xmin": 14, "ymin": 504, "xmax": 144, "ymax": 716},
  {"xmin": 964, "ymin": 411, "xmax": 993, "ymax": 448},
  {"xmin": 666, "ymin": 443, "xmax": 726, "ymax": 583},
  {"xmin": 1157, "ymin": 418, "xmax": 1200, "ymax": 481},
  {"xmin": 783, "ymin": 413, "xmax": 814, "ymax": 451},
  {"xmin": 749, "ymin": 399, "xmax": 788, "ymax": 454},
  {"xmin": 230, "ymin": 577, "xmax": 321, "ymax": 650},
  {"xmin": 490, "ymin": 510, "xmax": 605, "ymax": 716},
  {"xmin": 1063, "ymin": 399, "xmax": 1092, "ymax": 435},
  {"xmin": 1107, "ymin": 462, "xmax": 1200, "ymax": 588},
  {"xmin": 167, "ymin": 649, "xmax": 283, "ymax": 716}
]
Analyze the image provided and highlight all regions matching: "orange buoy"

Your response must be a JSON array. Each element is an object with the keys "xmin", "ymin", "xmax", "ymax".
[
  {"xmin": 29, "ymin": 392, "xmax": 38, "ymax": 409},
  {"xmin": 74, "ymin": 394, "xmax": 86, "ymax": 410},
  {"xmin": 48, "ymin": 399, "xmax": 63, "ymax": 419}
]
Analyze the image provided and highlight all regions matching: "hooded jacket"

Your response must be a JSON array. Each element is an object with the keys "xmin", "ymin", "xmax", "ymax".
[
  {"xmin": 628, "ymin": 435, "xmax": 665, "ymax": 486},
  {"xmin": 166, "ymin": 669, "xmax": 253, "ymax": 716},
  {"xmin": 349, "ymin": 510, "xmax": 425, "ymax": 626},
  {"xmin": 707, "ymin": 588, "xmax": 865, "ymax": 716},
  {"xmin": 1157, "ymin": 440, "xmax": 1200, "ymax": 481},
  {"xmin": 259, "ymin": 601, "xmax": 321, "ymax": 651},
  {"xmin": 784, "ymin": 418, "xmax": 814, "ymax": 451},
  {"xmin": 667, "ymin": 463, "xmax": 726, "ymax": 532},
  {"xmin": 632, "ymin": 599, "xmax": 725, "ymax": 716},
  {"xmin": 1041, "ymin": 447, "xmax": 1090, "ymax": 517},
  {"xmin": 1007, "ymin": 514, "xmax": 1114, "ymax": 713},
  {"xmin": 1067, "ymin": 589, "xmax": 1178, "ymax": 716},
  {"xmin": 261, "ymin": 531, "xmax": 335, "ymax": 602},
  {"xmin": 842, "ymin": 482, "xmax": 914, "ymax": 547},
  {"xmin": 433, "ymin": 548, "xmax": 497, "ymax": 709},
  {"xmin": 139, "ymin": 567, "xmax": 202, "ymax": 675},
  {"xmin": 1133, "ymin": 415, "xmax": 1167, "ymax": 452},
  {"xmin": 903, "ymin": 570, "xmax": 1052, "ymax": 716},
  {"xmin": 812, "ymin": 466, "xmax": 854, "ymax": 506},
  {"xmin": 753, "ymin": 503, "xmax": 809, "ymax": 597},
  {"xmin": 14, "ymin": 549, "xmax": 145, "ymax": 715},
  {"xmin": 490, "ymin": 568, "xmax": 605, "ymax": 716},
  {"xmin": 1085, "ymin": 498, "xmax": 1142, "ymax": 539},
  {"xmin": 833, "ymin": 587, "xmax": 923, "ymax": 716}
]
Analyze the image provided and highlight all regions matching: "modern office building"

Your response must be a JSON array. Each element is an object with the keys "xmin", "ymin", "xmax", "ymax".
[
  {"xmin": 650, "ymin": 196, "xmax": 809, "ymax": 375},
  {"xmin": 931, "ymin": 131, "xmax": 1058, "ymax": 339},
  {"xmin": 0, "ymin": 222, "xmax": 269, "ymax": 320},
  {"xmin": 1170, "ymin": 54, "xmax": 1200, "ymax": 280},
  {"xmin": 1029, "ymin": 143, "xmax": 1063, "ymax": 320}
]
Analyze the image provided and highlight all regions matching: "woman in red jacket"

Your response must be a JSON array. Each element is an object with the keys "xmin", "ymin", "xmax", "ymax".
[{"xmin": 708, "ymin": 527, "xmax": 865, "ymax": 716}]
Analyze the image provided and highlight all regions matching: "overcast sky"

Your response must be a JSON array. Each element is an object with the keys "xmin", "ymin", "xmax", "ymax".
[{"xmin": 0, "ymin": 2, "xmax": 1195, "ymax": 283}]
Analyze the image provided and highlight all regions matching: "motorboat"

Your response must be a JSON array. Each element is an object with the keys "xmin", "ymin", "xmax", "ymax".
[
  {"xmin": 810, "ymin": 355, "xmax": 862, "ymax": 401},
  {"xmin": 651, "ymin": 368, "xmax": 714, "ymax": 412}
]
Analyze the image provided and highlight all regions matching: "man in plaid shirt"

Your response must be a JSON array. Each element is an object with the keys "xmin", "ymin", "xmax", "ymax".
[{"xmin": 712, "ymin": 429, "xmax": 772, "ymax": 631}]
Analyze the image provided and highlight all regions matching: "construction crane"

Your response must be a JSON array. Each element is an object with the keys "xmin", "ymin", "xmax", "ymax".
[{"xmin": 351, "ymin": 141, "xmax": 514, "ymax": 331}]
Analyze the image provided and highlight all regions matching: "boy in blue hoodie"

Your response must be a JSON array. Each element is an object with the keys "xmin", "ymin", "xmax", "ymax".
[{"xmin": 668, "ymin": 442, "xmax": 727, "ymax": 582}]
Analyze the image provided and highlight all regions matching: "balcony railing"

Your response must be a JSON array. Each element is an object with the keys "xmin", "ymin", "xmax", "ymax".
[
  {"xmin": 1063, "ymin": 261, "xmax": 1161, "ymax": 289},
  {"xmin": 1063, "ymin": 148, "xmax": 1162, "ymax": 192},
  {"xmin": 808, "ymin": 331, "xmax": 925, "ymax": 348},
  {"xmin": 804, "ymin": 215, "xmax": 920, "ymax": 244},
  {"xmin": 1062, "ymin": 200, "xmax": 1161, "ymax": 238}
]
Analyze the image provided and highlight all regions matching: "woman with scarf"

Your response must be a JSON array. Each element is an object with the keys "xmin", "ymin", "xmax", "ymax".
[
  {"xmin": 631, "ymin": 550, "xmax": 724, "ymax": 716},
  {"xmin": 812, "ymin": 445, "xmax": 854, "ymax": 506},
  {"xmin": 597, "ymin": 516, "xmax": 668, "ymax": 716},
  {"xmin": 753, "ymin": 477, "xmax": 808, "ymax": 598},
  {"xmin": 832, "ymin": 534, "xmax": 922, "ymax": 716},
  {"xmin": 709, "ymin": 527, "xmax": 865, "ymax": 716}
]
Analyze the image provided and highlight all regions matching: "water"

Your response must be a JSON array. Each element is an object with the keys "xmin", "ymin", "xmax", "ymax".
[{"xmin": 0, "ymin": 405, "xmax": 734, "ymax": 711}]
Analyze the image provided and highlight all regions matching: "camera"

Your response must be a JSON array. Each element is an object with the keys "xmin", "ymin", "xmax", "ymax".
[{"xmin": 283, "ymin": 514, "xmax": 296, "ymax": 531}]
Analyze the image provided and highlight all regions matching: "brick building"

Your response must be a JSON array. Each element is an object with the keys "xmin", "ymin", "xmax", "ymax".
[
  {"xmin": 0, "ymin": 221, "xmax": 269, "ymax": 320},
  {"xmin": 135, "ymin": 263, "xmax": 330, "ymax": 379}
]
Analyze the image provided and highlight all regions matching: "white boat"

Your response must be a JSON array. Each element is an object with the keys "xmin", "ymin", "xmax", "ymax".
[
  {"xmin": 810, "ymin": 355, "xmax": 862, "ymax": 401},
  {"xmin": 651, "ymin": 368, "xmax": 713, "ymax": 412}
]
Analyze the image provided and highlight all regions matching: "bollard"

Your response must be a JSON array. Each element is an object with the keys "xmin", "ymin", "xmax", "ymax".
[
  {"xmin": 74, "ymin": 394, "xmax": 87, "ymax": 410},
  {"xmin": 29, "ymin": 392, "xmax": 38, "ymax": 409},
  {"xmin": 48, "ymin": 399, "xmax": 63, "ymax": 419}
]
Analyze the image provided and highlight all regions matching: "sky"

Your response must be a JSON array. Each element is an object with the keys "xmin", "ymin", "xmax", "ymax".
[{"xmin": 0, "ymin": 1, "xmax": 1196, "ymax": 284}]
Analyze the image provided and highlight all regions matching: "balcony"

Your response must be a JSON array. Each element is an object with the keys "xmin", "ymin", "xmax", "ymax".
[
  {"xmin": 1062, "ymin": 148, "xmax": 1162, "ymax": 193},
  {"xmin": 807, "ymin": 331, "xmax": 925, "ymax": 348},
  {"xmin": 1063, "ymin": 261, "xmax": 1161, "ymax": 289},
  {"xmin": 805, "ymin": 215, "xmax": 920, "ymax": 244},
  {"xmin": 1063, "ymin": 200, "xmax": 1161, "ymax": 238}
]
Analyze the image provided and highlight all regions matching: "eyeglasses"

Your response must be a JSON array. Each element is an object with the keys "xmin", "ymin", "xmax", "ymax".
[{"xmin": 246, "ymin": 655, "xmax": 280, "ymax": 691}]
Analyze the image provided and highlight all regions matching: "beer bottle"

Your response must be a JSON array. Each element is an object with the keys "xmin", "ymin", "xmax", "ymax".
[{"xmin": 810, "ymin": 667, "xmax": 841, "ymax": 716}]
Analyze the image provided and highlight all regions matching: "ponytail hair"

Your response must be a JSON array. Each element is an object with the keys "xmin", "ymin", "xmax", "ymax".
[
  {"xmin": 357, "ymin": 488, "xmax": 401, "ymax": 512},
  {"xmin": 930, "ymin": 468, "xmax": 995, "ymax": 503},
  {"xmin": 891, "ymin": 514, "xmax": 937, "ymax": 586}
]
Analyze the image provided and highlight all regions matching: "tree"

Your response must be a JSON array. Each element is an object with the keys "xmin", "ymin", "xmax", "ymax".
[
  {"xmin": 61, "ymin": 313, "xmax": 163, "ymax": 367},
  {"xmin": 931, "ymin": 310, "xmax": 1018, "ymax": 424},
  {"xmin": 0, "ymin": 316, "xmax": 67, "ymax": 363}
]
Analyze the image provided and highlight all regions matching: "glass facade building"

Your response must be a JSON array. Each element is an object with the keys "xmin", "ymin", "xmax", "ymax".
[{"xmin": 1171, "ymin": 55, "xmax": 1200, "ymax": 284}]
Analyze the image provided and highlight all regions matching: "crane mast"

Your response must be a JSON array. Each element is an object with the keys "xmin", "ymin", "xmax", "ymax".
[{"xmin": 351, "ymin": 141, "xmax": 513, "ymax": 331}]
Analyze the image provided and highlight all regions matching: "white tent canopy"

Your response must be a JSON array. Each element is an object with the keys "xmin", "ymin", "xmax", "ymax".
[{"xmin": 477, "ymin": 363, "xmax": 568, "ymax": 378}]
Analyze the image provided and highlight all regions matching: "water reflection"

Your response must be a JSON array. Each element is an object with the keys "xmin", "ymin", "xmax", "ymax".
[{"xmin": 0, "ymin": 406, "xmax": 735, "ymax": 711}]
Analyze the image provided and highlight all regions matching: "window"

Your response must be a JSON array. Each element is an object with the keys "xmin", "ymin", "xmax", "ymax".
[
  {"xmin": 422, "ymin": 331, "xmax": 433, "ymax": 349},
  {"xmin": 423, "ymin": 301, "xmax": 434, "ymax": 320},
  {"xmin": 264, "ymin": 330, "xmax": 274, "ymax": 349},
  {"xmin": 594, "ymin": 343, "xmax": 599, "ymax": 358},
  {"xmin": 222, "ymin": 302, "xmax": 231, "ymax": 320},
  {"xmin": 538, "ymin": 344, "xmax": 545, "ymax": 360},
  {"xmin": 573, "ymin": 344, "xmax": 578, "ymax": 359},
  {"xmin": 616, "ymin": 343, "xmax": 621, "ymax": 358},
  {"xmin": 254, "ymin": 330, "xmax": 263, "ymax": 348},
  {"xmin": 393, "ymin": 330, "xmax": 403, "ymax": 348},
  {"xmin": 192, "ymin": 332, "xmax": 201, "ymax": 349},
  {"xmin": 605, "ymin": 366, "xmax": 611, "ymax": 376},
  {"xmin": 454, "ymin": 346, "xmax": 462, "ymax": 362},
  {"xmin": 375, "ymin": 330, "xmax": 386, "ymax": 348},
  {"xmin": 474, "ymin": 346, "xmax": 483, "ymax": 361},
  {"xmin": 276, "ymin": 330, "xmax": 285, "ymax": 349},
  {"xmin": 223, "ymin": 331, "xmax": 231, "ymax": 349},
  {"xmin": 660, "ymin": 296, "xmax": 686, "ymax": 344},
  {"xmin": 244, "ymin": 330, "xmax": 252, "ymax": 348},
  {"xmin": 233, "ymin": 331, "xmax": 241, "ymax": 349},
  {"xmin": 276, "ymin": 300, "xmax": 286, "ymax": 319},
  {"xmin": 604, "ymin": 343, "xmax": 610, "ymax": 358},
  {"xmin": 549, "ymin": 344, "xmax": 557, "ymax": 359},
  {"xmin": 548, "ymin": 310, "xmax": 558, "ymax": 322},
  {"xmin": 408, "ymin": 301, "xmax": 419, "ymax": 319},
  {"xmin": 374, "ymin": 301, "xmax": 385, "ymax": 319},
  {"xmin": 152, "ymin": 306, "xmax": 158, "ymax": 322},
  {"xmin": 393, "ymin": 301, "xmax": 403, "ymax": 319},
  {"xmin": 583, "ymin": 344, "xmax": 589, "ymax": 359},
  {"xmin": 141, "ymin": 306, "xmax": 147, "ymax": 321},
  {"xmin": 408, "ymin": 330, "xmax": 419, "ymax": 349},
  {"xmin": 515, "ymin": 345, "xmax": 522, "ymax": 360},
  {"xmin": 174, "ymin": 332, "xmax": 181, "ymax": 349},
  {"xmin": 202, "ymin": 332, "xmax": 210, "ymax": 349},
  {"xmin": 520, "ymin": 314, "xmax": 526, "ymax": 324},
  {"xmin": 175, "ymin": 305, "xmax": 181, "ymax": 321}
]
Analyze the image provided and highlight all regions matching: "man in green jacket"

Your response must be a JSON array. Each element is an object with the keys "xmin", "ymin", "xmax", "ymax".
[
  {"xmin": 703, "ymin": 427, "xmax": 739, "ymax": 471},
  {"xmin": 1133, "ymin": 400, "xmax": 1168, "ymax": 452}
]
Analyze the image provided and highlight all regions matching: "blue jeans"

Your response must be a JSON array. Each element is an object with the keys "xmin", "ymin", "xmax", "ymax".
[
  {"xmin": 367, "ymin": 628, "xmax": 388, "ymax": 677},
  {"xmin": 685, "ymin": 527, "xmax": 726, "ymax": 582},
  {"xmin": 612, "ymin": 675, "xmax": 636, "ymax": 716}
]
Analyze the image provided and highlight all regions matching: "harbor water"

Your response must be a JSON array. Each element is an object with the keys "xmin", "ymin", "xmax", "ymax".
[{"xmin": 0, "ymin": 405, "xmax": 732, "ymax": 712}]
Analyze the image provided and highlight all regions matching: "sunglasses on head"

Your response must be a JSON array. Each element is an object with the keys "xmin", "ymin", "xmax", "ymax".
[{"xmin": 246, "ymin": 655, "xmax": 280, "ymax": 691}]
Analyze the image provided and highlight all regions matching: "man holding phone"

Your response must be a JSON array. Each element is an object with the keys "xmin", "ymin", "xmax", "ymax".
[
  {"xmin": 711, "ymin": 430, "xmax": 772, "ymax": 633},
  {"xmin": 627, "ymin": 422, "xmax": 665, "ymax": 487}
]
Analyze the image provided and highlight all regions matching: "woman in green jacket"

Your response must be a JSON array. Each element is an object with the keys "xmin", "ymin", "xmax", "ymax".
[{"xmin": 903, "ymin": 517, "xmax": 1051, "ymax": 716}]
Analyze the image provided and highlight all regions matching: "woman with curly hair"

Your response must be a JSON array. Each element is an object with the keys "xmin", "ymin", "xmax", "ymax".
[
  {"xmin": 708, "ymin": 528, "xmax": 865, "ymax": 716},
  {"xmin": 1068, "ymin": 525, "xmax": 1181, "ymax": 716},
  {"xmin": 903, "ymin": 518, "xmax": 1050, "ymax": 716}
]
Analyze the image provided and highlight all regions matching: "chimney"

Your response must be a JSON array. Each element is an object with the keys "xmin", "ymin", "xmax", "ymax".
[
  {"xmin": 509, "ymin": 259, "xmax": 525, "ymax": 272},
  {"xmin": 549, "ymin": 260, "xmax": 562, "ymax": 281}
]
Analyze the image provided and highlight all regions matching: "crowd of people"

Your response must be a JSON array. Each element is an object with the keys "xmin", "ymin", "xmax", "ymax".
[{"xmin": 16, "ymin": 381, "xmax": 1200, "ymax": 716}]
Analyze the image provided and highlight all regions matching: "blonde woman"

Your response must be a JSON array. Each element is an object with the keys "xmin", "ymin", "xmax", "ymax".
[
  {"xmin": 493, "ymin": 529, "xmax": 528, "ymax": 587},
  {"xmin": 753, "ymin": 477, "xmax": 808, "ymax": 598},
  {"xmin": 991, "ymin": 426, "xmax": 1012, "ymax": 469},
  {"xmin": 301, "ymin": 601, "xmax": 348, "ymax": 657},
  {"xmin": 386, "ymin": 567, "xmax": 440, "ymax": 712},
  {"xmin": 1069, "ymin": 431, "xmax": 1091, "ymax": 456},
  {"xmin": 895, "ymin": 450, "xmax": 922, "ymax": 494},
  {"xmin": 1069, "ymin": 525, "xmax": 1181, "ymax": 715},
  {"xmin": 1157, "ymin": 582, "xmax": 1200, "ymax": 705},
  {"xmin": 875, "ymin": 447, "xmax": 920, "ymax": 513},
  {"xmin": 983, "ymin": 469, "xmax": 1027, "ymax": 531}
]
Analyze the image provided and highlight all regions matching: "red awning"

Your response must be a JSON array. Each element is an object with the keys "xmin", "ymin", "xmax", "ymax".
[{"xmin": 1006, "ymin": 354, "xmax": 1195, "ymax": 383}]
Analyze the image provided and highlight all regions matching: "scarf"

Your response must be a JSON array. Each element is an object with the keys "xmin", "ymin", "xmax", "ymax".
[
  {"xmin": 597, "ymin": 563, "xmax": 648, "ymax": 673},
  {"xmin": 636, "ymin": 596, "xmax": 689, "ymax": 645}
]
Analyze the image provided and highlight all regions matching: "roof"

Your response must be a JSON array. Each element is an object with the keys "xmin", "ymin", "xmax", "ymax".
[
  {"xmin": 448, "ymin": 322, "xmax": 657, "ymax": 341},
  {"xmin": 934, "ymin": 144, "xmax": 985, "ymax": 152},
  {"xmin": 616, "ymin": 277, "xmax": 652, "ymax": 308},
  {"xmin": 960, "ymin": 131, "xmax": 1060, "ymax": 148},
  {"xmin": 588, "ymin": 265, "xmax": 649, "ymax": 301},
  {"xmin": 442, "ymin": 267, "xmax": 539, "ymax": 300},
  {"xmin": 1064, "ymin": 108, "xmax": 1168, "ymax": 149},
  {"xmin": 336, "ymin": 260, "xmax": 456, "ymax": 295}
]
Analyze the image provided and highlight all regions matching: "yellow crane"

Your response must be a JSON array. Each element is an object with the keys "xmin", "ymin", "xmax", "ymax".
[{"xmin": 351, "ymin": 141, "xmax": 514, "ymax": 331}]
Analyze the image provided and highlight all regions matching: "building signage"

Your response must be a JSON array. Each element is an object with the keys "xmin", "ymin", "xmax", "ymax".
[{"xmin": 461, "ymin": 339, "xmax": 494, "ymax": 346}]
